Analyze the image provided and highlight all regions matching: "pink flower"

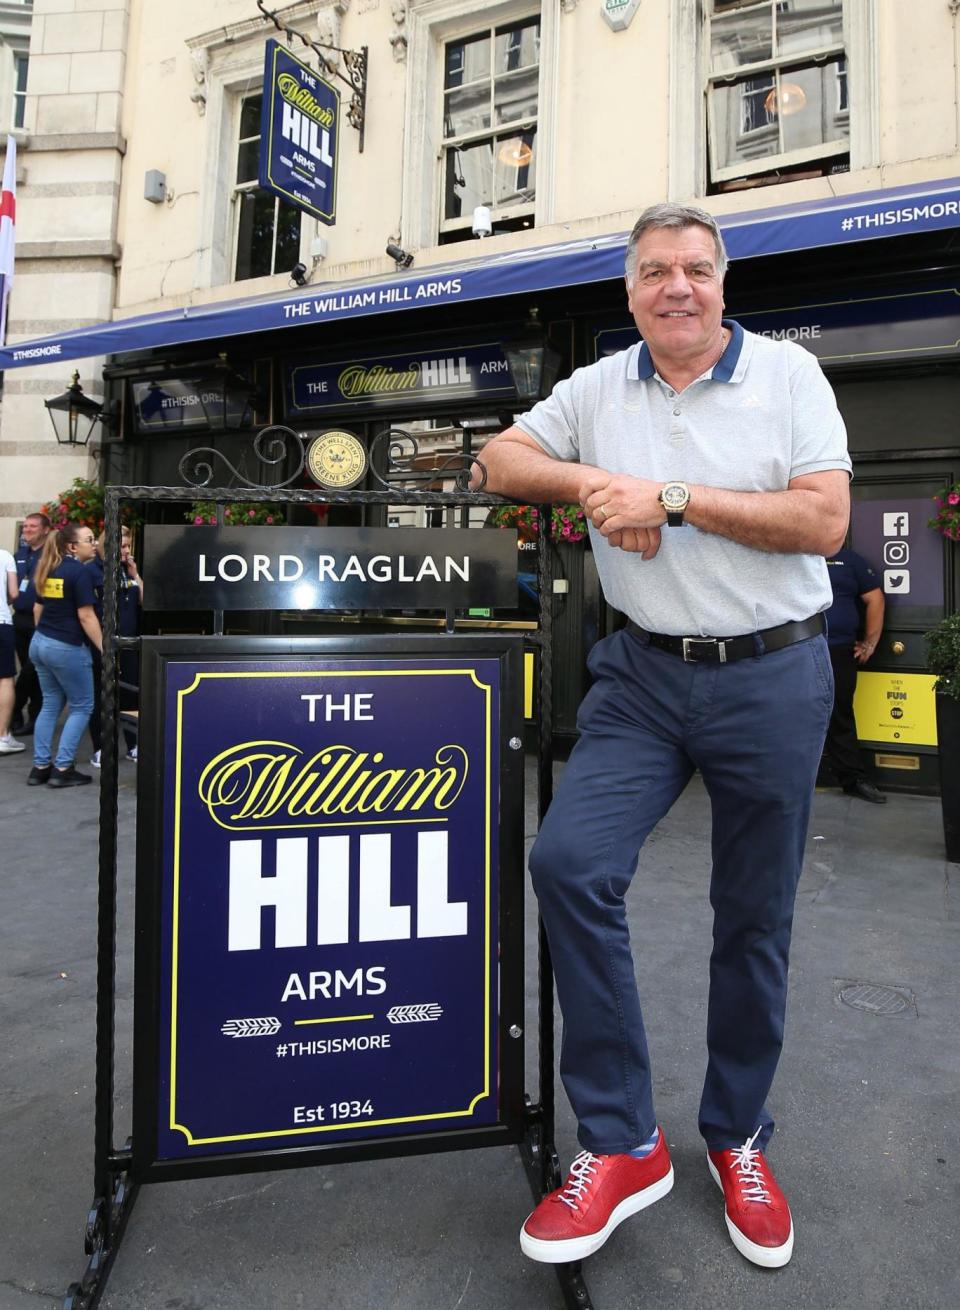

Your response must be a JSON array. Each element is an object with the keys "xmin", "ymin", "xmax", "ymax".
[
  {"xmin": 248, "ymin": 509, "xmax": 255, "ymax": 518},
  {"xmin": 949, "ymin": 492, "xmax": 960, "ymax": 505},
  {"xmin": 562, "ymin": 525, "xmax": 571, "ymax": 537},
  {"xmin": 207, "ymin": 516, "xmax": 216, "ymax": 525},
  {"xmin": 266, "ymin": 515, "xmax": 274, "ymax": 524},
  {"xmin": 193, "ymin": 516, "xmax": 203, "ymax": 525}
]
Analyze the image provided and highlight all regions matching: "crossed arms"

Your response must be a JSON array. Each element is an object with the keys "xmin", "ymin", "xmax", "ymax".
[{"xmin": 478, "ymin": 427, "xmax": 849, "ymax": 559}]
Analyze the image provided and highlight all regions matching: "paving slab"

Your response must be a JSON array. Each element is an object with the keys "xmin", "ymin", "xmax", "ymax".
[{"xmin": 1, "ymin": 751, "xmax": 957, "ymax": 1310}]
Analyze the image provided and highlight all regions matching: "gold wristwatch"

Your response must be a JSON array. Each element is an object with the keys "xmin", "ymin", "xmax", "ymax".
[{"xmin": 658, "ymin": 481, "xmax": 690, "ymax": 527}]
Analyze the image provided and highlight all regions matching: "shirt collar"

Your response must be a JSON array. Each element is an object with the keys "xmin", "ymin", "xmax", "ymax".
[{"xmin": 628, "ymin": 318, "xmax": 745, "ymax": 383}]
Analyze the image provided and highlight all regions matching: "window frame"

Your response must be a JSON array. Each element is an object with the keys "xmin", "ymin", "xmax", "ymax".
[
  {"xmin": 438, "ymin": 16, "xmax": 541, "ymax": 237},
  {"xmin": 667, "ymin": 0, "xmax": 878, "ymax": 200},
  {"xmin": 11, "ymin": 51, "xmax": 28, "ymax": 131},
  {"xmin": 402, "ymin": 0, "xmax": 557, "ymax": 252},
  {"xmin": 231, "ymin": 92, "xmax": 303, "ymax": 283},
  {"xmin": 706, "ymin": 0, "xmax": 849, "ymax": 184}
]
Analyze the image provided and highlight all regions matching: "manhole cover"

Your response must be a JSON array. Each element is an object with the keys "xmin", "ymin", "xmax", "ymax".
[{"xmin": 837, "ymin": 982, "xmax": 914, "ymax": 1016}]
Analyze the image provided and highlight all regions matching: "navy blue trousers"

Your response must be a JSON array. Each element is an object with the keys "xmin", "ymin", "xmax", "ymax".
[{"xmin": 529, "ymin": 627, "xmax": 833, "ymax": 1155}]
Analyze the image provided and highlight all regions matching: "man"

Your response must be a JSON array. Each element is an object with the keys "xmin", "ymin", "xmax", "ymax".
[
  {"xmin": 478, "ymin": 204, "xmax": 850, "ymax": 1270},
  {"xmin": 11, "ymin": 512, "xmax": 51, "ymax": 733},
  {"xmin": 822, "ymin": 548, "xmax": 886, "ymax": 803}
]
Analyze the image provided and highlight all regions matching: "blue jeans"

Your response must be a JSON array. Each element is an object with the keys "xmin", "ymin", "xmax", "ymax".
[
  {"xmin": 529, "ymin": 628, "xmax": 833, "ymax": 1155},
  {"xmin": 29, "ymin": 630, "xmax": 94, "ymax": 770}
]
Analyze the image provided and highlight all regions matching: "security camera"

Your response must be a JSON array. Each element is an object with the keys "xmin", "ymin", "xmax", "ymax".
[
  {"xmin": 472, "ymin": 205, "xmax": 492, "ymax": 238},
  {"xmin": 290, "ymin": 262, "xmax": 309, "ymax": 287},
  {"xmin": 386, "ymin": 242, "xmax": 414, "ymax": 269}
]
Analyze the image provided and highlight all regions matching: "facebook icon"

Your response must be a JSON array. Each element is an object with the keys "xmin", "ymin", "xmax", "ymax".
[{"xmin": 883, "ymin": 511, "xmax": 909, "ymax": 536}]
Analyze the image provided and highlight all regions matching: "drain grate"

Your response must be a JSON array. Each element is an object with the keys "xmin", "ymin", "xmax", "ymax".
[{"xmin": 836, "ymin": 980, "xmax": 916, "ymax": 1016}]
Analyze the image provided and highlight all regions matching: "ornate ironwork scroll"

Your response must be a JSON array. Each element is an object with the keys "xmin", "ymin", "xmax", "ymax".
[
  {"xmin": 256, "ymin": 0, "xmax": 368, "ymax": 150},
  {"xmin": 178, "ymin": 425, "xmax": 308, "ymax": 490},
  {"xmin": 369, "ymin": 428, "xmax": 488, "ymax": 492}
]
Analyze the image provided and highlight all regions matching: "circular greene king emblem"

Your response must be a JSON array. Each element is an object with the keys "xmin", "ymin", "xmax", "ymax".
[{"xmin": 306, "ymin": 430, "xmax": 368, "ymax": 489}]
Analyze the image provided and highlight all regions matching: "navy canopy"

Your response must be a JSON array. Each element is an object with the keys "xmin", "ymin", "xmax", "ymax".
[{"xmin": 2, "ymin": 175, "xmax": 958, "ymax": 372}]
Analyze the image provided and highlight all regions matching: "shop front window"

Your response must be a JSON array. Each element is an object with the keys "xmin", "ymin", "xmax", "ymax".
[{"xmin": 233, "ymin": 94, "xmax": 302, "ymax": 282}]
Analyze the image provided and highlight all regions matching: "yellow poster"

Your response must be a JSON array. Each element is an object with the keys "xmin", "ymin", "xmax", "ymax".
[{"xmin": 853, "ymin": 671, "xmax": 938, "ymax": 746}]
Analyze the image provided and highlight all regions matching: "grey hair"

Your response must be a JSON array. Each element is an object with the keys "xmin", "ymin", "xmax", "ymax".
[{"xmin": 624, "ymin": 203, "xmax": 729, "ymax": 285}]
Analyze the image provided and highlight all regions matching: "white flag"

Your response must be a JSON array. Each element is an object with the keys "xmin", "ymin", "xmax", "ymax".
[{"xmin": 0, "ymin": 135, "xmax": 17, "ymax": 348}]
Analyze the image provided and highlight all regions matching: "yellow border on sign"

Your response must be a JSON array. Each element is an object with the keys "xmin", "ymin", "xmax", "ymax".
[
  {"xmin": 168, "ymin": 667, "xmax": 494, "ymax": 1145},
  {"xmin": 264, "ymin": 43, "xmax": 339, "ymax": 224}
]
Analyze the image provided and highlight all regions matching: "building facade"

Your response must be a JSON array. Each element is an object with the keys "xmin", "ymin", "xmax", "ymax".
[{"xmin": 2, "ymin": 0, "xmax": 959, "ymax": 781}]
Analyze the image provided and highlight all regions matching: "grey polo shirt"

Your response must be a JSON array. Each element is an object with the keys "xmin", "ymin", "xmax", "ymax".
[{"xmin": 515, "ymin": 320, "xmax": 852, "ymax": 637}]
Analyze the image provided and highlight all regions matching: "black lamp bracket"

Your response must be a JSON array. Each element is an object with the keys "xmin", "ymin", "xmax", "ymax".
[{"xmin": 256, "ymin": 0, "xmax": 368, "ymax": 151}]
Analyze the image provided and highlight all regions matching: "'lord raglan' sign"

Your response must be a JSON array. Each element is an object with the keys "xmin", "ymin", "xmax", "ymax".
[{"xmin": 134, "ymin": 640, "xmax": 524, "ymax": 1169}]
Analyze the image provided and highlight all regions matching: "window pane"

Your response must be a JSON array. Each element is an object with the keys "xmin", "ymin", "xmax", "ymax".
[
  {"xmin": 444, "ymin": 83, "xmax": 491, "ymax": 137},
  {"xmin": 15, "ymin": 55, "xmax": 28, "ymax": 94},
  {"xmin": 710, "ymin": 78, "xmax": 780, "ymax": 171},
  {"xmin": 495, "ymin": 130, "xmax": 536, "ymax": 208},
  {"xmin": 495, "ymin": 20, "xmax": 540, "ymax": 74},
  {"xmin": 780, "ymin": 60, "xmax": 850, "ymax": 151},
  {"xmin": 711, "ymin": 4, "xmax": 772, "ymax": 73},
  {"xmin": 444, "ymin": 139, "xmax": 493, "ymax": 221},
  {"xmin": 444, "ymin": 33, "xmax": 490, "ymax": 89},
  {"xmin": 235, "ymin": 188, "xmax": 276, "ymax": 281},
  {"xmin": 236, "ymin": 139, "xmax": 261, "ymax": 185},
  {"xmin": 274, "ymin": 201, "xmax": 302, "ymax": 275},
  {"xmin": 777, "ymin": 0, "xmax": 844, "ymax": 58},
  {"xmin": 239, "ymin": 95, "xmax": 262, "ymax": 140},
  {"xmin": 494, "ymin": 67, "xmax": 538, "ymax": 126}
]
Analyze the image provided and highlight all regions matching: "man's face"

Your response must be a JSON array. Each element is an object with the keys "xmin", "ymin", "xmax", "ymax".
[
  {"xmin": 22, "ymin": 517, "xmax": 49, "ymax": 547},
  {"xmin": 625, "ymin": 225, "xmax": 725, "ymax": 363}
]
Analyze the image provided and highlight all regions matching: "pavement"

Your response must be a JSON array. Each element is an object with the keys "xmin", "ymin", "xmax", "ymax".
[{"xmin": 1, "ymin": 742, "xmax": 958, "ymax": 1310}]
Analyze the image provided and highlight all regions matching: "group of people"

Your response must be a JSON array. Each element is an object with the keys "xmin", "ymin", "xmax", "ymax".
[{"xmin": 0, "ymin": 511, "xmax": 142, "ymax": 787}]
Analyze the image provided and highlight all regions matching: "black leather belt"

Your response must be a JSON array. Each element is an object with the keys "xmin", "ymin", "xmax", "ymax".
[{"xmin": 625, "ymin": 613, "xmax": 825, "ymax": 664}]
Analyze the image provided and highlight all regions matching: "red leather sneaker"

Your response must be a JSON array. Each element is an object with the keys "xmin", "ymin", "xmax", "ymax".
[
  {"xmin": 520, "ymin": 1129, "xmax": 674, "ymax": 1263},
  {"xmin": 707, "ymin": 1129, "xmax": 794, "ymax": 1267}
]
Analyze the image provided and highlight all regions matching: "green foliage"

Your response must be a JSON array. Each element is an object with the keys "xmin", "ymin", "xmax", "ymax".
[
  {"xmin": 41, "ymin": 477, "xmax": 141, "ymax": 533},
  {"xmin": 187, "ymin": 500, "xmax": 284, "ymax": 527},
  {"xmin": 925, "ymin": 612, "xmax": 960, "ymax": 702},
  {"xmin": 487, "ymin": 502, "xmax": 588, "ymax": 543}
]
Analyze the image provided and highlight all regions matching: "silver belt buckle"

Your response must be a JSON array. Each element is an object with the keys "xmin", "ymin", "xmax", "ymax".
[{"xmin": 682, "ymin": 637, "xmax": 727, "ymax": 664}]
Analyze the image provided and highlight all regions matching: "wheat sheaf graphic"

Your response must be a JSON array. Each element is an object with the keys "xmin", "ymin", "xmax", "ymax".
[
  {"xmin": 386, "ymin": 1003, "xmax": 444, "ymax": 1024},
  {"xmin": 220, "ymin": 1017, "xmax": 282, "ymax": 1038}
]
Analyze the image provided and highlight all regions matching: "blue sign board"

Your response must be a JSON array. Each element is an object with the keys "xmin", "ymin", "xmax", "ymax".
[
  {"xmin": 149, "ymin": 652, "xmax": 505, "ymax": 1161},
  {"xmin": 131, "ymin": 378, "xmax": 254, "ymax": 433},
  {"xmin": 260, "ymin": 38, "xmax": 339, "ymax": 225},
  {"xmin": 286, "ymin": 342, "xmax": 517, "ymax": 416},
  {"xmin": 593, "ymin": 287, "xmax": 960, "ymax": 366}
]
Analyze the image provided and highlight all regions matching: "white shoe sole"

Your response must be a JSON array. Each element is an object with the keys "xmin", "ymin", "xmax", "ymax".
[
  {"xmin": 520, "ymin": 1164, "xmax": 674, "ymax": 1264},
  {"xmin": 707, "ymin": 1154, "xmax": 794, "ymax": 1267}
]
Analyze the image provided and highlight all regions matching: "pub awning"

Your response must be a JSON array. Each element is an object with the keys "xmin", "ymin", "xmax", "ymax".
[{"xmin": 2, "ymin": 175, "xmax": 958, "ymax": 372}]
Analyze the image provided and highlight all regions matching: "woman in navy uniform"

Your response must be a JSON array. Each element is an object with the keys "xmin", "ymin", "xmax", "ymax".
[{"xmin": 28, "ymin": 524, "xmax": 103, "ymax": 788}]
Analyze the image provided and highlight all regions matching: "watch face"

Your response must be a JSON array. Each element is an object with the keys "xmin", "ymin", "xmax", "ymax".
[
  {"xmin": 661, "ymin": 482, "xmax": 689, "ymax": 511},
  {"xmin": 306, "ymin": 430, "xmax": 368, "ymax": 489}
]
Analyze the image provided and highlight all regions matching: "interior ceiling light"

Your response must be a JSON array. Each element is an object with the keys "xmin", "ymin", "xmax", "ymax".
[
  {"xmin": 498, "ymin": 138, "xmax": 533, "ymax": 167},
  {"xmin": 764, "ymin": 82, "xmax": 807, "ymax": 117}
]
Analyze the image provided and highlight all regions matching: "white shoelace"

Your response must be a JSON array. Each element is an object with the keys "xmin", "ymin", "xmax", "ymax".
[
  {"xmin": 558, "ymin": 1151, "xmax": 603, "ymax": 1210},
  {"xmin": 727, "ymin": 1127, "xmax": 771, "ymax": 1205}
]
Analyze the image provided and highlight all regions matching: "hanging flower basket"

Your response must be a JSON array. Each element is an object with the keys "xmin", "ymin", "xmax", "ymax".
[
  {"xmin": 488, "ymin": 502, "xmax": 588, "ymax": 543},
  {"xmin": 41, "ymin": 477, "xmax": 141, "ymax": 533},
  {"xmin": 186, "ymin": 500, "xmax": 284, "ymax": 526},
  {"xmin": 929, "ymin": 482, "xmax": 960, "ymax": 542}
]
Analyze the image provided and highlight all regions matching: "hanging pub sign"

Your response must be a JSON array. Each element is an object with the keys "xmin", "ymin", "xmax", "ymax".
[
  {"xmin": 132, "ymin": 637, "xmax": 526, "ymax": 1174},
  {"xmin": 131, "ymin": 378, "xmax": 255, "ymax": 434},
  {"xmin": 260, "ymin": 38, "xmax": 339, "ymax": 225},
  {"xmin": 142, "ymin": 526, "xmax": 519, "ymax": 612},
  {"xmin": 285, "ymin": 342, "xmax": 517, "ymax": 417}
]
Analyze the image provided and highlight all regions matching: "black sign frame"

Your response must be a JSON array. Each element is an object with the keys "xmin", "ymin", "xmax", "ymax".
[
  {"xmin": 68, "ymin": 477, "xmax": 593, "ymax": 1310},
  {"xmin": 131, "ymin": 634, "xmax": 527, "ymax": 1184}
]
